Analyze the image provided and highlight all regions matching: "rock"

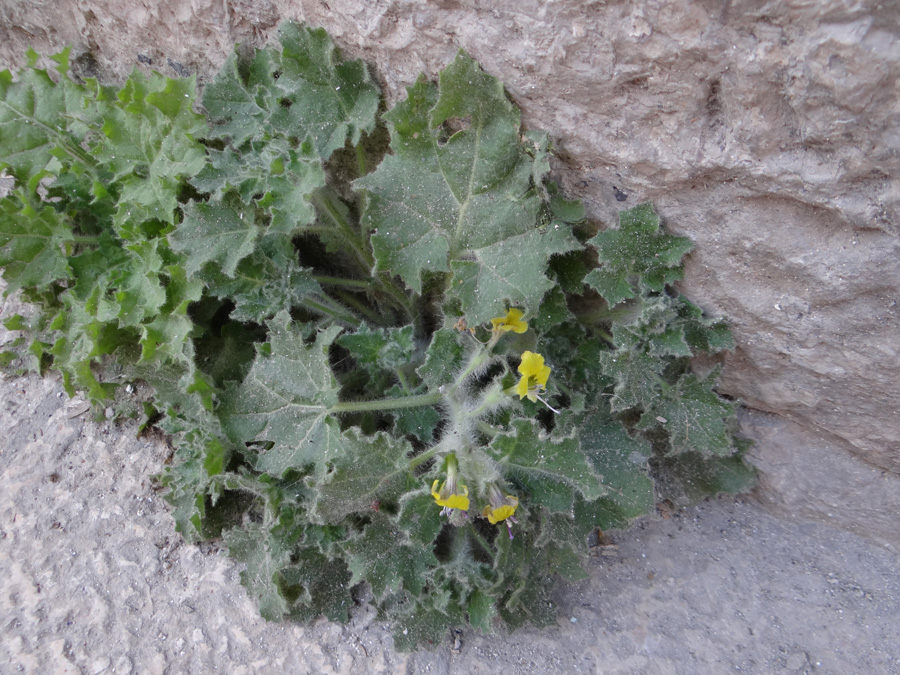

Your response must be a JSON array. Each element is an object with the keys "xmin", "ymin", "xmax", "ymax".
[{"xmin": 0, "ymin": 0, "xmax": 897, "ymax": 544}]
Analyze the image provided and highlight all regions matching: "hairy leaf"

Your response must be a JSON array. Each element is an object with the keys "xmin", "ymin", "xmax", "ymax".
[
  {"xmin": 202, "ymin": 23, "xmax": 379, "ymax": 159},
  {"xmin": 343, "ymin": 517, "xmax": 437, "ymax": 603},
  {"xmin": 223, "ymin": 522, "xmax": 293, "ymax": 620},
  {"xmin": 283, "ymin": 547, "xmax": 354, "ymax": 623},
  {"xmin": 577, "ymin": 415, "xmax": 654, "ymax": 518},
  {"xmin": 639, "ymin": 372, "xmax": 737, "ymax": 456},
  {"xmin": 356, "ymin": 52, "xmax": 580, "ymax": 323},
  {"xmin": 219, "ymin": 312, "xmax": 342, "ymax": 476},
  {"xmin": 198, "ymin": 236, "xmax": 323, "ymax": 323},
  {"xmin": 170, "ymin": 197, "xmax": 261, "ymax": 278},
  {"xmin": 313, "ymin": 428, "xmax": 414, "ymax": 522},
  {"xmin": 0, "ymin": 49, "xmax": 96, "ymax": 193},
  {"xmin": 92, "ymin": 70, "xmax": 207, "ymax": 230},
  {"xmin": 585, "ymin": 203, "xmax": 694, "ymax": 306},
  {"xmin": 190, "ymin": 136, "xmax": 325, "ymax": 235},
  {"xmin": 0, "ymin": 196, "xmax": 72, "ymax": 294},
  {"xmin": 417, "ymin": 327, "xmax": 465, "ymax": 390},
  {"xmin": 488, "ymin": 418, "xmax": 606, "ymax": 512}
]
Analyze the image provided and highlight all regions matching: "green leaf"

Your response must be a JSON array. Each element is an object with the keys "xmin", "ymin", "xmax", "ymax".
[
  {"xmin": 598, "ymin": 348, "xmax": 666, "ymax": 412},
  {"xmin": 577, "ymin": 415, "xmax": 654, "ymax": 518},
  {"xmin": 202, "ymin": 23, "xmax": 380, "ymax": 159},
  {"xmin": 392, "ymin": 395, "xmax": 441, "ymax": 444},
  {"xmin": 397, "ymin": 490, "xmax": 444, "ymax": 547},
  {"xmin": 677, "ymin": 296, "xmax": 734, "ymax": 354},
  {"xmin": 530, "ymin": 285, "xmax": 573, "ymax": 334},
  {"xmin": 639, "ymin": 372, "xmax": 736, "ymax": 456},
  {"xmin": 336, "ymin": 323, "xmax": 416, "ymax": 376},
  {"xmin": 653, "ymin": 448, "xmax": 756, "ymax": 506},
  {"xmin": 198, "ymin": 236, "xmax": 323, "ymax": 323},
  {"xmin": 548, "ymin": 182, "xmax": 586, "ymax": 223},
  {"xmin": 467, "ymin": 589, "xmax": 496, "ymax": 633},
  {"xmin": 448, "ymin": 224, "xmax": 581, "ymax": 324},
  {"xmin": 158, "ymin": 428, "xmax": 229, "ymax": 542},
  {"xmin": 417, "ymin": 327, "xmax": 465, "ymax": 390},
  {"xmin": 170, "ymin": 197, "xmax": 260, "ymax": 278},
  {"xmin": 0, "ymin": 196, "xmax": 72, "ymax": 294},
  {"xmin": 0, "ymin": 54, "xmax": 96, "ymax": 193},
  {"xmin": 494, "ymin": 531, "xmax": 557, "ymax": 629},
  {"xmin": 356, "ymin": 53, "xmax": 579, "ymax": 322},
  {"xmin": 609, "ymin": 294, "xmax": 734, "ymax": 359},
  {"xmin": 218, "ymin": 312, "xmax": 342, "ymax": 476},
  {"xmin": 343, "ymin": 517, "xmax": 436, "ymax": 603},
  {"xmin": 312, "ymin": 428, "xmax": 414, "ymax": 522},
  {"xmin": 191, "ymin": 136, "xmax": 325, "ymax": 235},
  {"xmin": 96, "ymin": 238, "xmax": 167, "ymax": 327},
  {"xmin": 223, "ymin": 522, "xmax": 292, "ymax": 620},
  {"xmin": 488, "ymin": 418, "xmax": 606, "ymax": 512},
  {"xmin": 92, "ymin": 70, "xmax": 207, "ymax": 229},
  {"xmin": 584, "ymin": 203, "xmax": 694, "ymax": 306},
  {"xmin": 283, "ymin": 547, "xmax": 354, "ymax": 623}
]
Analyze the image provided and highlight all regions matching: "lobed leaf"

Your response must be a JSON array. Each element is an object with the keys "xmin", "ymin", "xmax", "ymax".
[
  {"xmin": 584, "ymin": 203, "xmax": 694, "ymax": 306},
  {"xmin": 223, "ymin": 522, "xmax": 293, "ymax": 620},
  {"xmin": 218, "ymin": 312, "xmax": 342, "ymax": 477},
  {"xmin": 312, "ymin": 428, "xmax": 414, "ymax": 522},
  {"xmin": 170, "ymin": 197, "xmax": 261, "ymax": 278},
  {"xmin": 202, "ymin": 23, "xmax": 380, "ymax": 159},
  {"xmin": 342, "ymin": 517, "xmax": 437, "ymax": 603},
  {"xmin": 0, "ymin": 196, "xmax": 72, "ymax": 294},
  {"xmin": 356, "ymin": 52, "xmax": 580, "ymax": 323},
  {"xmin": 638, "ymin": 371, "xmax": 737, "ymax": 456},
  {"xmin": 488, "ymin": 418, "xmax": 607, "ymax": 512},
  {"xmin": 577, "ymin": 415, "xmax": 654, "ymax": 518}
]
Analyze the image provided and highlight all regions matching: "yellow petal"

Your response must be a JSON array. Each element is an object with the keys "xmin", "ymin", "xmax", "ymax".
[
  {"xmin": 518, "ymin": 351, "xmax": 543, "ymax": 376},
  {"xmin": 433, "ymin": 483, "xmax": 470, "ymax": 510},
  {"xmin": 514, "ymin": 374, "xmax": 530, "ymax": 399},
  {"xmin": 491, "ymin": 308, "xmax": 528, "ymax": 333},
  {"xmin": 431, "ymin": 479, "xmax": 442, "ymax": 503},
  {"xmin": 442, "ymin": 489, "xmax": 470, "ymax": 511},
  {"xmin": 481, "ymin": 495, "xmax": 519, "ymax": 525},
  {"xmin": 482, "ymin": 499, "xmax": 518, "ymax": 524},
  {"xmin": 505, "ymin": 308, "xmax": 528, "ymax": 333},
  {"xmin": 518, "ymin": 351, "xmax": 551, "ymax": 388}
]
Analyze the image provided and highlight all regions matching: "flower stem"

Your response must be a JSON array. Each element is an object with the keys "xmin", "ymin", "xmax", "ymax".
[
  {"xmin": 301, "ymin": 296, "xmax": 362, "ymax": 329},
  {"xmin": 311, "ymin": 188, "xmax": 374, "ymax": 270},
  {"xmin": 313, "ymin": 275, "xmax": 373, "ymax": 290},
  {"xmin": 330, "ymin": 390, "xmax": 442, "ymax": 414},
  {"xmin": 476, "ymin": 420, "xmax": 500, "ymax": 438},
  {"xmin": 451, "ymin": 333, "xmax": 500, "ymax": 391},
  {"xmin": 334, "ymin": 290, "xmax": 387, "ymax": 326},
  {"xmin": 311, "ymin": 188, "xmax": 414, "ymax": 320},
  {"xmin": 408, "ymin": 444, "xmax": 442, "ymax": 471}
]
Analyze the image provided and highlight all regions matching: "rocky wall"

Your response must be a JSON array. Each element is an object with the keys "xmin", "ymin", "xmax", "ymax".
[{"xmin": 1, "ymin": 0, "xmax": 898, "ymax": 547}]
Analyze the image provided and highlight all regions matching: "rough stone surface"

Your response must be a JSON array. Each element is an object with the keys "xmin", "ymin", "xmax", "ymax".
[
  {"xmin": 0, "ymin": 1, "xmax": 897, "ymax": 551},
  {"xmin": 2, "ymin": 368, "xmax": 898, "ymax": 673}
]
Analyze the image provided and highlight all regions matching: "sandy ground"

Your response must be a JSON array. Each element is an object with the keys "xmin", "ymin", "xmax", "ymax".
[{"xmin": 1, "ymin": 365, "xmax": 898, "ymax": 675}]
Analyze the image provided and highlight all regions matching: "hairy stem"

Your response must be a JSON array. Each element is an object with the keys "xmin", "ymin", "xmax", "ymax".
[
  {"xmin": 313, "ymin": 275, "xmax": 373, "ymax": 290},
  {"xmin": 301, "ymin": 295, "xmax": 362, "ymax": 329},
  {"xmin": 330, "ymin": 390, "xmax": 442, "ymax": 413}
]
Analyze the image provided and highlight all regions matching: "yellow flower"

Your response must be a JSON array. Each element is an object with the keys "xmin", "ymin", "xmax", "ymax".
[
  {"xmin": 482, "ymin": 484, "xmax": 519, "ymax": 539},
  {"xmin": 482, "ymin": 498, "xmax": 518, "ymax": 524},
  {"xmin": 431, "ymin": 480, "xmax": 470, "ymax": 511},
  {"xmin": 490, "ymin": 308, "xmax": 528, "ymax": 334},
  {"xmin": 431, "ymin": 454, "xmax": 470, "ymax": 514},
  {"xmin": 514, "ymin": 351, "xmax": 551, "ymax": 402}
]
